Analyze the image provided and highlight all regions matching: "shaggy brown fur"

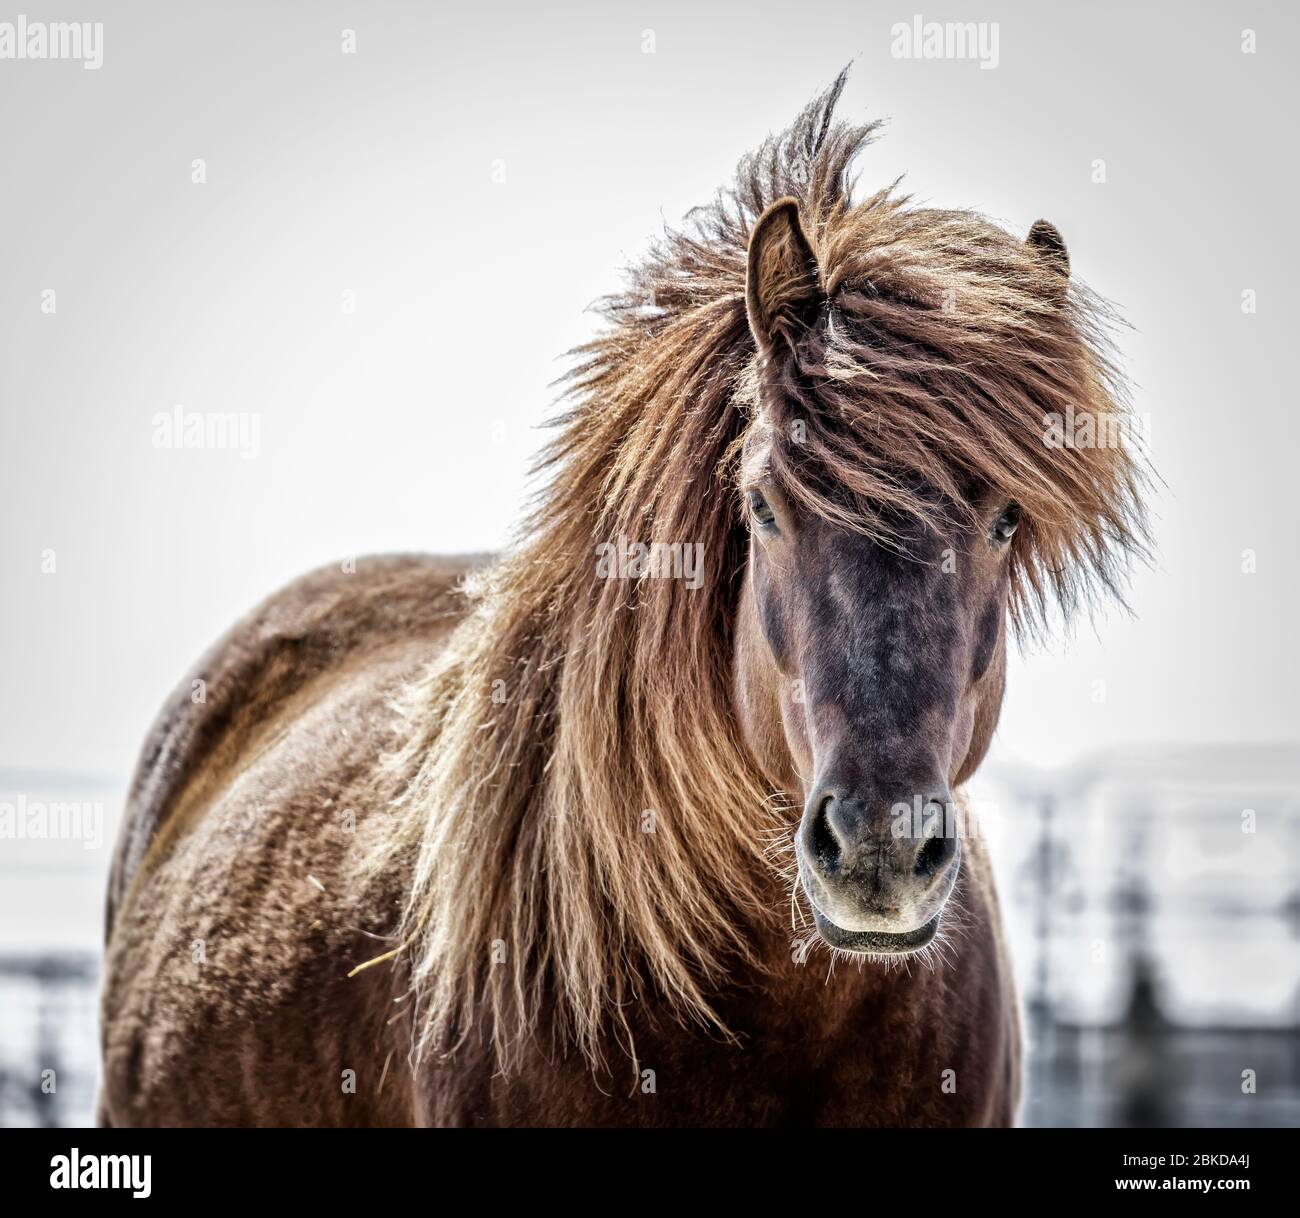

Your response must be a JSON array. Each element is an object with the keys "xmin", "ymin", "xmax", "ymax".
[
  {"xmin": 101, "ymin": 72, "xmax": 1148, "ymax": 1126},
  {"xmin": 370, "ymin": 70, "xmax": 1147, "ymax": 1070}
]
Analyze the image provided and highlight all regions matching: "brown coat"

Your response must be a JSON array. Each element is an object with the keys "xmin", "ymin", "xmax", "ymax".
[{"xmin": 100, "ymin": 556, "xmax": 1019, "ymax": 1127}]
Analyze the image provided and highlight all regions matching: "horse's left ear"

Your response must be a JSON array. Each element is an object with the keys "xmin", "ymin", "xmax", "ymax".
[
  {"xmin": 746, "ymin": 197, "xmax": 823, "ymax": 355},
  {"xmin": 1026, "ymin": 219, "xmax": 1070, "ymax": 281}
]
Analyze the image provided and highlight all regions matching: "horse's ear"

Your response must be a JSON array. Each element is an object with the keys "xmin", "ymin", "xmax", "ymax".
[
  {"xmin": 1026, "ymin": 219, "xmax": 1070, "ymax": 282},
  {"xmin": 746, "ymin": 197, "xmax": 822, "ymax": 355}
]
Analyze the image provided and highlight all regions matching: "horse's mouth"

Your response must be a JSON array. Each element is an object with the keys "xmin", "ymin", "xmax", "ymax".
[{"xmin": 810, "ymin": 908, "xmax": 942, "ymax": 955}]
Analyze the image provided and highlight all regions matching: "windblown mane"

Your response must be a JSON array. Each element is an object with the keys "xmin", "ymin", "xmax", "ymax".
[{"xmin": 368, "ymin": 71, "xmax": 1150, "ymax": 1072}]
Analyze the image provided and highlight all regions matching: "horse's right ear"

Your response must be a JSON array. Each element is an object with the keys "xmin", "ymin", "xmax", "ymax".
[{"xmin": 746, "ymin": 197, "xmax": 822, "ymax": 355}]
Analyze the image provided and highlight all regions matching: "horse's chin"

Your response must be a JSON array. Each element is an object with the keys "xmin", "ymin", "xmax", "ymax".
[{"xmin": 810, "ymin": 908, "xmax": 942, "ymax": 955}]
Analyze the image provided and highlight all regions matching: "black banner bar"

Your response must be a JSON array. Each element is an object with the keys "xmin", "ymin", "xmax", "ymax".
[{"xmin": 0, "ymin": 1126, "xmax": 1289, "ymax": 1205}]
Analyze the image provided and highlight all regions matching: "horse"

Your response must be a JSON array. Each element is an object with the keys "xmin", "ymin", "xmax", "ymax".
[{"xmin": 99, "ymin": 73, "xmax": 1149, "ymax": 1127}]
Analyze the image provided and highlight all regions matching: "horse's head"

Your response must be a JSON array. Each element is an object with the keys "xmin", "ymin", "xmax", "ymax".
[
  {"xmin": 732, "ymin": 197, "xmax": 1107, "ymax": 955},
  {"xmin": 734, "ymin": 464, "xmax": 1012, "ymax": 955}
]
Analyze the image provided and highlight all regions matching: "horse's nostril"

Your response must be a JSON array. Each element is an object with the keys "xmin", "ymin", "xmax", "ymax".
[
  {"xmin": 810, "ymin": 794, "xmax": 842, "ymax": 873},
  {"xmin": 915, "ymin": 833, "xmax": 953, "ymax": 878}
]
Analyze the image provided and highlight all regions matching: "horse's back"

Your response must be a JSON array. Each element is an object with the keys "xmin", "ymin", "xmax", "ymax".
[{"xmin": 100, "ymin": 553, "xmax": 481, "ymax": 1126}]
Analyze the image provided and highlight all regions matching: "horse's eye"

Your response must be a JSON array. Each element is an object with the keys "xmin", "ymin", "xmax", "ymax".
[
  {"xmin": 992, "ymin": 503, "xmax": 1022, "ymax": 544},
  {"xmin": 747, "ymin": 490, "xmax": 776, "ymax": 529}
]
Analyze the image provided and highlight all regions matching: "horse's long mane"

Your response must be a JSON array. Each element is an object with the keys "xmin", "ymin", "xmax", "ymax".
[{"xmin": 368, "ymin": 71, "xmax": 1150, "ymax": 1072}]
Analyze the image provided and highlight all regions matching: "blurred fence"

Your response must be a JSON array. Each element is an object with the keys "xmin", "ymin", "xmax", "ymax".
[
  {"xmin": 0, "ymin": 953, "xmax": 99, "ymax": 1126},
  {"xmin": 993, "ymin": 743, "xmax": 1300, "ymax": 1127},
  {"xmin": 1, "ymin": 745, "xmax": 1298, "ymax": 1126},
  {"xmin": 0, "ymin": 768, "xmax": 114, "ymax": 1128}
]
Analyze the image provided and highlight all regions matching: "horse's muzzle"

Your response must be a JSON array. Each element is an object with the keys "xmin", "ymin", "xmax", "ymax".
[{"xmin": 796, "ymin": 782, "xmax": 961, "ymax": 953}]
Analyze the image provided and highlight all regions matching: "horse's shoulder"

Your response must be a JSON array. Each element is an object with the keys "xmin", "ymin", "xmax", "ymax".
[{"xmin": 105, "ymin": 552, "xmax": 487, "ymax": 940}]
